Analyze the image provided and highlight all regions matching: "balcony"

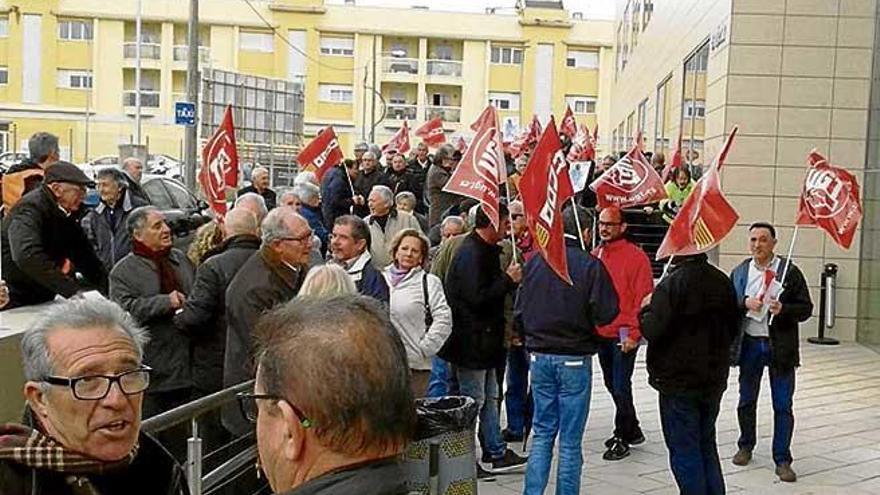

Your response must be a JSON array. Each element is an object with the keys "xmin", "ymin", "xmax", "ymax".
[
  {"xmin": 386, "ymin": 104, "xmax": 417, "ymax": 121},
  {"xmin": 123, "ymin": 90, "xmax": 160, "ymax": 108},
  {"xmin": 425, "ymin": 105, "xmax": 461, "ymax": 123},
  {"xmin": 383, "ymin": 57, "xmax": 418, "ymax": 75},
  {"xmin": 173, "ymin": 45, "xmax": 211, "ymax": 64},
  {"xmin": 427, "ymin": 59, "xmax": 462, "ymax": 78},
  {"xmin": 123, "ymin": 42, "xmax": 161, "ymax": 60}
]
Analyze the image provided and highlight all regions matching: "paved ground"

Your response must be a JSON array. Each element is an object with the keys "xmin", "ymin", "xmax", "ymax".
[{"xmin": 478, "ymin": 341, "xmax": 880, "ymax": 494}]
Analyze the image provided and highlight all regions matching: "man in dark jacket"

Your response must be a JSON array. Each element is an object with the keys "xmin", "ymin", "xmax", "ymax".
[
  {"xmin": 109, "ymin": 206, "xmax": 195, "ymax": 418},
  {"xmin": 1, "ymin": 132, "xmax": 58, "ymax": 210},
  {"xmin": 223, "ymin": 206, "xmax": 311, "ymax": 435},
  {"xmin": 83, "ymin": 167, "xmax": 149, "ymax": 271},
  {"xmin": 387, "ymin": 153, "xmax": 421, "ymax": 208},
  {"xmin": 439, "ymin": 203, "xmax": 526, "ymax": 473},
  {"xmin": 426, "ymin": 145, "xmax": 462, "ymax": 228},
  {"xmin": 121, "ymin": 157, "xmax": 150, "ymax": 205},
  {"xmin": 321, "ymin": 159, "xmax": 360, "ymax": 228},
  {"xmin": 237, "ymin": 166, "xmax": 277, "ymax": 210},
  {"xmin": 2, "ymin": 299, "xmax": 187, "ymax": 495},
  {"xmin": 729, "ymin": 222, "xmax": 813, "ymax": 483},
  {"xmin": 353, "ymin": 151, "xmax": 389, "ymax": 217},
  {"xmin": 293, "ymin": 182, "xmax": 329, "ymax": 255},
  {"xmin": 515, "ymin": 205, "xmax": 619, "ymax": 494},
  {"xmin": 639, "ymin": 253, "xmax": 739, "ymax": 495},
  {"xmin": 2, "ymin": 162, "xmax": 107, "ymax": 308},
  {"xmin": 328, "ymin": 215, "xmax": 389, "ymax": 303},
  {"xmin": 408, "ymin": 142, "xmax": 432, "ymax": 214},
  {"xmin": 249, "ymin": 296, "xmax": 415, "ymax": 495}
]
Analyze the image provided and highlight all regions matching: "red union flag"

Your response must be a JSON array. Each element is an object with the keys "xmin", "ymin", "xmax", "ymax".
[
  {"xmin": 200, "ymin": 104, "xmax": 238, "ymax": 218},
  {"xmin": 509, "ymin": 115, "xmax": 542, "ymax": 158},
  {"xmin": 661, "ymin": 131, "xmax": 684, "ymax": 183},
  {"xmin": 415, "ymin": 117, "xmax": 446, "ymax": 148},
  {"xmin": 589, "ymin": 145, "xmax": 667, "ymax": 209},
  {"xmin": 296, "ymin": 126, "xmax": 343, "ymax": 182},
  {"xmin": 443, "ymin": 105, "xmax": 506, "ymax": 229},
  {"xmin": 559, "ymin": 105, "xmax": 577, "ymax": 139},
  {"xmin": 454, "ymin": 135, "xmax": 468, "ymax": 153},
  {"xmin": 382, "ymin": 120, "xmax": 411, "ymax": 155},
  {"xmin": 520, "ymin": 116, "xmax": 576, "ymax": 284},
  {"xmin": 656, "ymin": 127, "xmax": 740, "ymax": 259},
  {"xmin": 567, "ymin": 124, "xmax": 595, "ymax": 162},
  {"xmin": 795, "ymin": 149, "xmax": 863, "ymax": 250}
]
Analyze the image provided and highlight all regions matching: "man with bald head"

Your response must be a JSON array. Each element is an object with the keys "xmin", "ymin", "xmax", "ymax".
[
  {"xmin": 121, "ymin": 157, "xmax": 149, "ymax": 204},
  {"xmin": 234, "ymin": 192, "xmax": 269, "ymax": 226}
]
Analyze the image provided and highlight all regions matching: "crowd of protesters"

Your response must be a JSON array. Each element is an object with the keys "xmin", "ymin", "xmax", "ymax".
[{"xmin": 0, "ymin": 130, "xmax": 814, "ymax": 495}]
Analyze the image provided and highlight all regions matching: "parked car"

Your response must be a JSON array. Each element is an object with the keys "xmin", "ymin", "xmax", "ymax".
[{"xmin": 0, "ymin": 152, "xmax": 28, "ymax": 173}]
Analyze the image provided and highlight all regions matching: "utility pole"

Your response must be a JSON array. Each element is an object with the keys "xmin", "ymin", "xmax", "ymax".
[
  {"xmin": 135, "ymin": 0, "xmax": 142, "ymax": 145},
  {"xmin": 184, "ymin": 0, "xmax": 199, "ymax": 189},
  {"xmin": 370, "ymin": 36, "xmax": 377, "ymax": 143}
]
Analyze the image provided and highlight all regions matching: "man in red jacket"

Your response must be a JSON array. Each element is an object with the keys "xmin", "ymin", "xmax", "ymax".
[{"xmin": 592, "ymin": 206, "xmax": 654, "ymax": 460}]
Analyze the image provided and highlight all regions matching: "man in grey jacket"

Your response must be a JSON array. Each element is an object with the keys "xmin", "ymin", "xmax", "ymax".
[{"xmin": 83, "ymin": 167, "xmax": 148, "ymax": 271}]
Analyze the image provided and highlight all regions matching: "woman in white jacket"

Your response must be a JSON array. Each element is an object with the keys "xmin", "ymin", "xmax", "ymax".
[{"xmin": 383, "ymin": 228, "xmax": 453, "ymax": 396}]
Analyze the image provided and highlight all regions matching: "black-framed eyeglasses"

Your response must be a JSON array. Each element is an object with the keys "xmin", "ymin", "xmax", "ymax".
[
  {"xmin": 42, "ymin": 366, "xmax": 152, "ymax": 400},
  {"xmin": 236, "ymin": 392, "xmax": 313, "ymax": 428},
  {"xmin": 598, "ymin": 221, "xmax": 623, "ymax": 227},
  {"xmin": 279, "ymin": 230, "xmax": 313, "ymax": 244}
]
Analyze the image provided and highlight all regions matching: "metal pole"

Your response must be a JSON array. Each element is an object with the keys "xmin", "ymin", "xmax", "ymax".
[
  {"xmin": 370, "ymin": 36, "xmax": 377, "ymax": 143},
  {"xmin": 135, "ymin": 0, "xmax": 142, "ymax": 145},
  {"xmin": 187, "ymin": 418, "xmax": 203, "ymax": 495},
  {"xmin": 184, "ymin": 0, "xmax": 200, "ymax": 189},
  {"xmin": 85, "ymin": 35, "xmax": 92, "ymax": 162}
]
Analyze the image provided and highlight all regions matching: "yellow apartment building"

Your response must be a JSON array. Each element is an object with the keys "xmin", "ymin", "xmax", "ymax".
[{"xmin": 0, "ymin": 0, "xmax": 614, "ymax": 163}]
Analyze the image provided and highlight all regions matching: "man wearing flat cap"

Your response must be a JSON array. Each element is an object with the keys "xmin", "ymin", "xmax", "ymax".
[{"xmin": 1, "ymin": 161, "xmax": 108, "ymax": 308}]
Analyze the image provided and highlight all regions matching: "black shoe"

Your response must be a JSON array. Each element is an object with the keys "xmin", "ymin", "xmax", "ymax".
[
  {"xmin": 603, "ymin": 438, "xmax": 631, "ymax": 461},
  {"xmin": 604, "ymin": 436, "xmax": 616, "ymax": 449},
  {"xmin": 502, "ymin": 428, "xmax": 524, "ymax": 443},
  {"xmin": 476, "ymin": 463, "xmax": 496, "ymax": 481},
  {"xmin": 628, "ymin": 431, "xmax": 646, "ymax": 446},
  {"xmin": 490, "ymin": 448, "xmax": 529, "ymax": 473},
  {"xmin": 480, "ymin": 452, "xmax": 492, "ymax": 464}
]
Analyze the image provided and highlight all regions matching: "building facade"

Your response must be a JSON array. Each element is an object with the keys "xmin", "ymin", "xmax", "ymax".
[
  {"xmin": 0, "ymin": 0, "xmax": 613, "ymax": 163},
  {"xmin": 608, "ymin": 0, "xmax": 879, "ymax": 343}
]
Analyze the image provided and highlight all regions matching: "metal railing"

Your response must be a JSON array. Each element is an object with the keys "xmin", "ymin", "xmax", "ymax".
[
  {"xmin": 143, "ymin": 380, "xmax": 259, "ymax": 495},
  {"xmin": 427, "ymin": 59, "xmax": 462, "ymax": 77},
  {"xmin": 586, "ymin": 206, "xmax": 670, "ymax": 279},
  {"xmin": 123, "ymin": 42, "xmax": 161, "ymax": 60},
  {"xmin": 387, "ymin": 103, "xmax": 418, "ymax": 120},
  {"xmin": 383, "ymin": 56, "xmax": 419, "ymax": 75},
  {"xmin": 122, "ymin": 90, "xmax": 160, "ymax": 108},
  {"xmin": 173, "ymin": 45, "xmax": 211, "ymax": 63},
  {"xmin": 425, "ymin": 105, "xmax": 461, "ymax": 122}
]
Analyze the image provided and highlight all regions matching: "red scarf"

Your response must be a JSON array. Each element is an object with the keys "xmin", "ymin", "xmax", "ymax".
[{"xmin": 132, "ymin": 239, "xmax": 180, "ymax": 294}]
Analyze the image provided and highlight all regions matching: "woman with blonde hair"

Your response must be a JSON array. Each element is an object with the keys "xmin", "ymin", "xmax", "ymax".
[
  {"xmin": 187, "ymin": 220, "xmax": 225, "ymax": 266},
  {"xmin": 298, "ymin": 264, "xmax": 357, "ymax": 297},
  {"xmin": 382, "ymin": 228, "xmax": 452, "ymax": 396}
]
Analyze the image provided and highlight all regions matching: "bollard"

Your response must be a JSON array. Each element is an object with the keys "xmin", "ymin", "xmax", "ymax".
[{"xmin": 808, "ymin": 263, "xmax": 839, "ymax": 345}]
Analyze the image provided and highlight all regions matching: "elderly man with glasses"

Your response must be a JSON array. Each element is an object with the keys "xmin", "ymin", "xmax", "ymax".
[{"xmin": 0, "ymin": 299, "xmax": 187, "ymax": 494}]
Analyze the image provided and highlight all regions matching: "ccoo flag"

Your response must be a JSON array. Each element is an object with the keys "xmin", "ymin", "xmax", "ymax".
[
  {"xmin": 795, "ymin": 149, "xmax": 863, "ymax": 250},
  {"xmin": 296, "ymin": 126, "xmax": 343, "ymax": 182},
  {"xmin": 381, "ymin": 120, "xmax": 411, "ymax": 155},
  {"xmin": 414, "ymin": 117, "xmax": 446, "ymax": 148},
  {"xmin": 661, "ymin": 131, "xmax": 684, "ymax": 183},
  {"xmin": 199, "ymin": 104, "xmax": 239, "ymax": 218},
  {"xmin": 519, "ymin": 116, "xmax": 576, "ymax": 284},
  {"xmin": 509, "ymin": 115, "xmax": 542, "ymax": 159},
  {"xmin": 656, "ymin": 127, "xmax": 740, "ymax": 260},
  {"xmin": 589, "ymin": 144, "xmax": 667, "ymax": 209}
]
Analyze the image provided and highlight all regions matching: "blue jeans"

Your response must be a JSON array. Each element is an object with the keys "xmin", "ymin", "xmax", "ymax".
[
  {"xmin": 736, "ymin": 335, "xmax": 796, "ymax": 465},
  {"xmin": 426, "ymin": 356, "xmax": 458, "ymax": 398},
  {"xmin": 505, "ymin": 345, "xmax": 530, "ymax": 435},
  {"xmin": 457, "ymin": 367, "xmax": 506, "ymax": 460},
  {"xmin": 659, "ymin": 391, "xmax": 725, "ymax": 495},
  {"xmin": 524, "ymin": 353, "xmax": 593, "ymax": 495},
  {"xmin": 597, "ymin": 340, "xmax": 641, "ymax": 441}
]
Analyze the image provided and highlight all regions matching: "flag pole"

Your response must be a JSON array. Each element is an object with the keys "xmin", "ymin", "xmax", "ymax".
[
  {"xmin": 660, "ymin": 255, "xmax": 675, "ymax": 280},
  {"xmin": 344, "ymin": 166, "xmax": 357, "ymax": 214},
  {"xmin": 769, "ymin": 225, "xmax": 799, "ymax": 326},
  {"xmin": 505, "ymin": 182, "xmax": 520, "ymax": 263},
  {"xmin": 569, "ymin": 197, "xmax": 586, "ymax": 251}
]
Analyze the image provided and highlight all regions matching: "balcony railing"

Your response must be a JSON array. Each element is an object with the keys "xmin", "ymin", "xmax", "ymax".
[
  {"xmin": 427, "ymin": 59, "xmax": 462, "ymax": 77},
  {"xmin": 123, "ymin": 90, "xmax": 160, "ymax": 108},
  {"xmin": 425, "ymin": 105, "xmax": 461, "ymax": 123},
  {"xmin": 123, "ymin": 42, "xmax": 161, "ymax": 60},
  {"xmin": 383, "ymin": 57, "xmax": 419, "ymax": 75},
  {"xmin": 173, "ymin": 45, "xmax": 211, "ymax": 63},
  {"xmin": 386, "ymin": 104, "xmax": 417, "ymax": 121}
]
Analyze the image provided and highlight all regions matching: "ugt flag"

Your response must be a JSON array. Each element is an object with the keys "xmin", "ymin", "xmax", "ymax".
[
  {"xmin": 795, "ymin": 149, "xmax": 863, "ymax": 250},
  {"xmin": 520, "ymin": 116, "xmax": 576, "ymax": 284},
  {"xmin": 509, "ymin": 115, "xmax": 542, "ymax": 159},
  {"xmin": 656, "ymin": 127, "xmax": 740, "ymax": 260},
  {"xmin": 559, "ymin": 105, "xmax": 577, "ymax": 139},
  {"xmin": 382, "ymin": 120, "xmax": 411, "ymax": 155},
  {"xmin": 589, "ymin": 144, "xmax": 666, "ymax": 209},
  {"xmin": 661, "ymin": 131, "xmax": 684, "ymax": 183},
  {"xmin": 567, "ymin": 123, "xmax": 595, "ymax": 162},
  {"xmin": 296, "ymin": 126, "xmax": 343, "ymax": 182},
  {"xmin": 415, "ymin": 117, "xmax": 446, "ymax": 148},
  {"xmin": 444, "ymin": 105, "xmax": 506, "ymax": 230},
  {"xmin": 200, "ymin": 104, "xmax": 239, "ymax": 218}
]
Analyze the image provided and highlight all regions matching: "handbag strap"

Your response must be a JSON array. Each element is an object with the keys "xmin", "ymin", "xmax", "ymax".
[{"xmin": 422, "ymin": 272, "xmax": 433, "ymax": 328}]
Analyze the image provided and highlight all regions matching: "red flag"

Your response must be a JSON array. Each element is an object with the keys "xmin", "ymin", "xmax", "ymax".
[
  {"xmin": 661, "ymin": 131, "xmax": 683, "ymax": 183},
  {"xmin": 454, "ymin": 135, "xmax": 468, "ymax": 153},
  {"xmin": 382, "ymin": 120, "xmax": 411, "ymax": 155},
  {"xmin": 443, "ymin": 105, "xmax": 506, "ymax": 229},
  {"xmin": 559, "ymin": 105, "xmax": 577, "ymax": 139},
  {"xmin": 566, "ymin": 124, "xmax": 595, "ymax": 162},
  {"xmin": 296, "ymin": 126, "xmax": 343, "ymax": 182},
  {"xmin": 414, "ymin": 117, "xmax": 446, "ymax": 148},
  {"xmin": 200, "ymin": 104, "xmax": 238, "ymax": 218},
  {"xmin": 795, "ymin": 149, "xmax": 863, "ymax": 250},
  {"xmin": 520, "ymin": 116, "xmax": 576, "ymax": 284},
  {"xmin": 509, "ymin": 115, "xmax": 542, "ymax": 159},
  {"xmin": 592, "ymin": 124, "xmax": 599, "ymax": 144},
  {"xmin": 588, "ymin": 144, "xmax": 667, "ymax": 209},
  {"xmin": 656, "ymin": 127, "xmax": 740, "ymax": 260}
]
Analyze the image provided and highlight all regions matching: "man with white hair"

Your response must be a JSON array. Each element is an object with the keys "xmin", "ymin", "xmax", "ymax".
[
  {"xmin": 365, "ymin": 185, "xmax": 422, "ymax": 268},
  {"xmin": 353, "ymin": 151, "xmax": 389, "ymax": 217},
  {"xmin": 278, "ymin": 188, "xmax": 300, "ymax": 209},
  {"xmin": 121, "ymin": 157, "xmax": 149, "ymax": 204},
  {"xmin": 237, "ymin": 166, "xmax": 276, "ymax": 210},
  {"xmin": 234, "ymin": 191, "xmax": 269, "ymax": 225},
  {"xmin": 293, "ymin": 181, "xmax": 329, "ymax": 255}
]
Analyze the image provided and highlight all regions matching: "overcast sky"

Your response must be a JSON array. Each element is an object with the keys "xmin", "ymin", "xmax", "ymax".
[{"xmin": 325, "ymin": 0, "xmax": 617, "ymax": 19}]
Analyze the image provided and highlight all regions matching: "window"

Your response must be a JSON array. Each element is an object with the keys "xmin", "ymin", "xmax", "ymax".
[
  {"xmin": 58, "ymin": 19, "xmax": 93, "ymax": 41},
  {"xmin": 57, "ymin": 70, "xmax": 93, "ymax": 89},
  {"xmin": 0, "ymin": 67, "xmax": 7, "ymax": 85},
  {"xmin": 637, "ymin": 98, "xmax": 648, "ymax": 134},
  {"xmin": 389, "ymin": 89, "xmax": 407, "ymax": 105},
  {"xmin": 655, "ymin": 74, "xmax": 672, "ymax": 151},
  {"xmin": 565, "ymin": 95, "xmax": 597, "ymax": 114},
  {"xmin": 643, "ymin": 0, "xmax": 654, "ymax": 29},
  {"xmin": 319, "ymin": 84, "xmax": 353, "ymax": 103},
  {"xmin": 0, "ymin": 16, "xmax": 8, "ymax": 37},
  {"xmin": 164, "ymin": 179, "xmax": 198, "ymax": 210},
  {"xmin": 142, "ymin": 180, "xmax": 174, "ymax": 210},
  {"xmin": 434, "ymin": 43, "xmax": 453, "ymax": 60},
  {"xmin": 319, "ymin": 36, "xmax": 354, "ymax": 56},
  {"xmin": 488, "ymin": 92, "xmax": 520, "ymax": 111},
  {"xmin": 432, "ymin": 93, "xmax": 451, "ymax": 106},
  {"xmin": 682, "ymin": 100, "xmax": 706, "ymax": 119},
  {"xmin": 491, "ymin": 46, "xmax": 523, "ymax": 65},
  {"xmin": 566, "ymin": 50, "xmax": 599, "ymax": 69},
  {"xmin": 240, "ymin": 31, "xmax": 273, "ymax": 53}
]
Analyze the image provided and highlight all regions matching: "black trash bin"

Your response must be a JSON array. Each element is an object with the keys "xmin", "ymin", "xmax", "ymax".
[{"xmin": 402, "ymin": 396, "xmax": 478, "ymax": 495}]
